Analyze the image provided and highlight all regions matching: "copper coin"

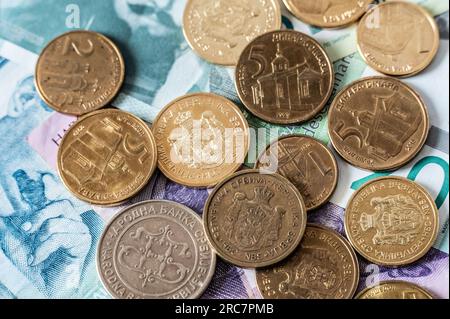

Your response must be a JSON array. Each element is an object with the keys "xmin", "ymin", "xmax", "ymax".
[
  {"xmin": 183, "ymin": 0, "xmax": 282, "ymax": 66},
  {"xmin": 254, "ymin": 135, "xmax": 338, "ymax": 211},
  {"xmin": 57, "ymin": 109, "xmax": 157, "ymax": 206},
  {"xmin": 203, "ymin": 170, "xmax": 307, "ymax": 268},
  {"xmin": 152, "ymin": 93, "xmax": 249, "ymax": 188},
  {"xmin": 328, "ymin": 76, "xmax": 429, "ymax": 171},
  {"xmin": 357, "ymin": 1, "xmax": 439, "ymax": 77},
  {"xmin": 235, "ymin": 30, "xmax": 334, "ymax": 124},
  {"xmin": 256, "ymin": 224, "xmax": 359, "ymax": 299},
  {"xmin": 345, "ymin": 176, "xmax": 439, "ymax": 266},
  {"xmin": 355, "ymin": 281, "xmax": 433, "ymax": 299},
  {"xmin": 283, "ymin": 0, "xmax": 372, "ymax": 28},
  {"xmin": 35, "ymin": 30, "xmax": 125, "ymax": 115},
  {"xmin": 97, "ymin": 200, "xmax": 216, "ymax": 299}
]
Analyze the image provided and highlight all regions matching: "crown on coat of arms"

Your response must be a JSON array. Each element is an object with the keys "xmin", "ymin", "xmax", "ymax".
[
  {"xmin": 174, "ymin": 111, "xmax": 192, "ymax": 125},
  {"xmin": 252, "ymin": 186, "xmax": 275, "ymax": 205},
  {"xmin": 359, "ymin": 212, "xmax": 375, "ymax": 231}
]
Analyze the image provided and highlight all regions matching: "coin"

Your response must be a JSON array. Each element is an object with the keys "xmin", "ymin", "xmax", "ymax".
[
  {"xmin": 254, "ymin": 135, "xmax": 338, "ymax": 211},
  {"xmin": 256, "ymin": 224, "xmax": 359, "ymax": 299},
  {"xmin": 183, "ymin": 0, "xmax": 282, "ymax": 66},
  {"xmin": 204, "ymin": 169, "xmax": 307, "ymax": 268},
  {"xmin": 283, "ymin": 0, "xmax": 372, "ymax": 28},
  {"xmin": 357, "ymin": 1, "xmax": 439, "ymax": 77},
  {"xmin": 328, "ymin": 76, "xmax": 429, "ymax": 171},
  {"xmin": 152, "ymin": 93, "xmax": 249, "ymax": 188},
  {"xmin": 235, "ymin": 30, "xmax": 334, "ymax": 124},
  {"xmin": 355, "ymin": 281, "xmax": 433, "ymax": 299},
  {"xmin": 345, "ymin": 176, "xmax": 439, "ymax": 266},
  {"xmin": 35, "ymin": 30, "xmax": 125, "ymax": 115},
  {"xmin": 57, "ymin": 109, "xmax": 157, "ymax": 206},
  {"xmin": 97, "ymin": 200, "xmax": 216, "ymax": 299}
]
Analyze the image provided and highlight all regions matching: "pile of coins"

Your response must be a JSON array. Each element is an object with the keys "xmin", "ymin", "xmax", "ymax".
[{"xmin": 34, "ymin": 0, "xmax": 440, "ymax": 299}]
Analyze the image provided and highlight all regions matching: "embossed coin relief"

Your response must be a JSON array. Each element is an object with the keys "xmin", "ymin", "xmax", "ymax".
[
  {"xmin": 256, "ymin": 224, "xmax": 359, "ymax": 299},
  {"xmin": 35, "ymin": 30, "xmax": 125, "ymax": 115},
  {"xmin": 97, "ymin": 201, "xmax": 216, "ymax": 299},
  {"xmin": 183, "ymin": 0, "xmax": 282, "ymax": 65},
  {"xmin": 356, "ymin": 281, "xmax": 434, "ymax": 299},
  {"xmin": 235, "ymin": 30, "xmax": 333, "ymax": 124},
  {"xmin": 345, "ymin": 177, "xmax": 439, "ymax": 266},
  {"xmin": 57, "ymin": 109, "xmax": 157, "ymax": 206},
  {"xmin": 328, "ymin": 76, "xmax": 429, "ymax": 171}
]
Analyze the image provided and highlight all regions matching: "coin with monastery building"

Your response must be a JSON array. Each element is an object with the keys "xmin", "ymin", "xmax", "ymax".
[{"xmin": 355, "ymin": 281, "xmax": 434, "ymax": 299}]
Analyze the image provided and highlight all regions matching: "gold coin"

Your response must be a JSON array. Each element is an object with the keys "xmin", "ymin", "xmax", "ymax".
[
  {"xmin": 152, "ymin": 93, "xmax": 249, "ymax": 188},
  {"xmin": 328, "ymin": 76, "xmax": 429, "ymax": 171},
  {"xmin": 254, "ymin": 135, "xmax": 338, "ymax": 211},
  {"xmin": 283, "ymin": 0, "xmax": 372, "ymax": 28},
  {"xmin": 183, "ymin": 0, "xmax": 282, "ymax": 66},
  {"xmin": 355, "ymin": 281, "xmax": 433, "ymax": 299},
  {"xmin": 345, "ymin": 176, "xmax": 439, "ymax": 266},
  {"xmin": 204, "ymin": 170, "xmax": 307, "ymax": 268},
  {"xmin": 35, "ymin": 30, "xmax": 125, "ymax": 115},
  {"xmin": 257, "ymin": 224, "xmax": 359, "ymax": 299},
  {"xmin": 57, "ymin": 109, "xmax": 157, "ymax": 206},
  {"xmin": 357, "ymin": 1, "xmax": 439, "ymax": 77}
]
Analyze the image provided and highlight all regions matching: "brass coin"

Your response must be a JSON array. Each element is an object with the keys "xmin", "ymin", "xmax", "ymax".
[
  {"xmin": 152, "ymin": 93, "xmax": 249, "ymax": 188},
  {"xmin": 35, "ymin": 30, "xmax": 125, "ymax": 115},
  {"xmin": 256, "ymin": 224, "xmax": 359, "ymax": 299},
  {"xmin": 345, "ymin": 176, "xmax": 439, "ymax": 266},
  {"xmin": 328, "ymin": 76, "xmax": 429, "ymax": 171},
  {"xmin": 183, "ymin": 0, "xmax": 282, "ymax": 66},
  {"xmin": 57, "ymin": 109, "xmax": 157, "ymax": 206},
  {"xmin": 283, "ymin": 0, "xmax": 372, "ymax": 28},
  {"xmin": 235, "ymin": 30, "xmax": 334, "ymax": 124},
  {"xmin": 357, "ymin": 1, "xmax": 439, "ymax": 77},
  {"xmin": 355, "ymin": 281, "xmax": 433, "ymax": 299},
  {"xmin": 97, "ymin": 200, "xmax": 216, "ymax": 299},
  {"xmin": 254, "ymin": 135, "xmax": 338, "ymax": 211},
  {"xmin": 204, "ymin": 169, "xmax": 307, "ymax": 268}
]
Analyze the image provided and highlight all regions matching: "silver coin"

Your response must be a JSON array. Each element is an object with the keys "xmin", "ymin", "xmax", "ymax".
[{"xmin": 97, "ymin": 200, "xmax": 216, "ymax": 299}]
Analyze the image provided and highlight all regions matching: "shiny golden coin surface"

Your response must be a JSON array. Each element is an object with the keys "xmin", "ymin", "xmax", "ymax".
[
  {"xmin": 204, "ymin": 170, "xmax": 307, "ymax": 268},
  {"xmin": 357, "ymin": 1, "xmax": 439, "ymax": 77},
  {"xmin": 254, "ymin": 135, "xmax": 338, "ymax": 211},
  {"xmin": 152, "ymin": 93, "xmax": 249, "ymax": 188},
  {"xmin": 257, "ymin": 224, "xmax": 359, "ymax": 299},
  {"xmin": 283, "ymin": 0, "xmax": 372, "ymax": 28},
  {"xmin": 356, "ymin": 281, "xmax": 433, "ymax": 299},
  {"xmin": 328, "ymin": 76, "xmax": 429, "ymax": 171},
  {"xmin": 57, "ymin": 109, "xmax": 157, "ymax": 206},
  {"xmin": 235, "ymin": 30, "xmax": 334, "ymax": 124},
  {"xmin": 183, "ymin": 0, "xmax": 282, "ymax": 66},
  {"xmin": 345, "ymin": 176, "xmax": 439, "ymax": 266},
  {"xmin": 97, "ymin": 200, "xmax": 216, "ymax": 299},
  {"xmin": 35, "ymin": 30, "xmax": 125, "ymax": 115}
]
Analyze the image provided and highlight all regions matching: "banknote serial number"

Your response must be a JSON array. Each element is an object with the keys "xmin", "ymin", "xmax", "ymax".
[{"xmin": 175, "ymin": 303, "xmax": 274, "ymax": 316}]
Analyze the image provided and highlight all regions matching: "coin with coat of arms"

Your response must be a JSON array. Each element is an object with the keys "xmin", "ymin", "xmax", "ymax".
[
  {"xmin": 355, "ymin": 281, "xmax": 433, "ymax": 299},
  {"xmin": 97, "ymin": 200, "xmax": 216, "ymax": 299},
  {"xmin": 345, "ymin": 176, "xmax": 439, "ymax": 266},
  {"xmin": 203, "ymin": 170, "xmax": 307, "ymax": 268}
]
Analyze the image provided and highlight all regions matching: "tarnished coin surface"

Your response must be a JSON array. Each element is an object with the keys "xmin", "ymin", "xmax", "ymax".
[
  {"xmin": 255, "ymin": 135, "xmax": 338, "ymax": 211},
  {"xmin": 35, "ymin": 30, "xmax": 125, "ymax": 115},
  {"xmin": 204, "ymin": 170, "xmax": 307, "ymax": 268},
  {"xmin": 235, "ymin": 30, "xmax": 334, "ymax": 124},
  {"xmin": 57, "ymin": 109, "xmax": 157, "ymax": 206},
  {"xmin": 345, "ymin": 176, "xmax": 439, "ymax": 266},
  {"xmin": 328, "ymin": 76, "xmax": 429, "ymax": 171},
  {"xmin": 97, "ymin": 200, "xmax": 216, "ymax": 299},
  {"xmin": 357, "ymin": 1, "xmax": 439, "ymax": 76},
  {"xmin": 183, "ymin": 0, "xmax": 282, "ymax": 66},
  {"xmin": 257, "ymin": 224, "xmax": 359, "ymax": 299},
  {"xmin": 356, "ymin": 281, "xmax": 434, "ymax": 299}
]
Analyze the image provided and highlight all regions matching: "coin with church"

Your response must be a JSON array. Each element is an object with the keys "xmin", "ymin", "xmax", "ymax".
[
  {"xmin": 256, "ymin": 224, "xmax": 359, "ymax": 299},
  {"xmin": 254, "ymin": 135, "xmax": 338, "ymax": 211},
  {"xmin": 57, "ymin": 108, "xmax": 158, "ymax": 206},
  {"xmin": 344, "ymin": 176, "xmax": 439, "ymax": 266},
  {"xmin": 355, "ymin": 281, "xmax": 434, "ymax": 299},
  {"xmin": 235, "ymin": 30, "xmax": 334, "ymax": 125},
  {"xmin": 203, "ymin": 169, "xmax": 307, "ymax": 268},
  {"xmin": 328, "ymin": 76, "xmax": 430, "ymax": 171},
  {"xmin": 97, "ymin": 200, "xmax": 216, "ymax": 299}
]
